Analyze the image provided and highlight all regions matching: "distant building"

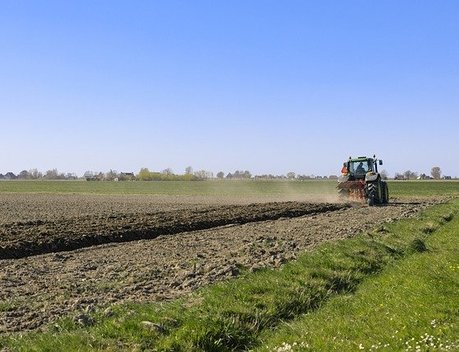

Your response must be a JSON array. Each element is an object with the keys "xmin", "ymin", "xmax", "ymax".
[
  {"xmin": 417, "ymin": 174, "xmax": 433, "ymax": 180},
  {"xmin": 4, "ymin": 172, "xmax": 17, "ymax": 180},
  {"xmin": 120, "ymin": 172, "xmax": 136, "ymax": 181}
]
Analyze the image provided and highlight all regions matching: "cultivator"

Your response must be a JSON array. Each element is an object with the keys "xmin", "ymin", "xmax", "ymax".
[
  {"xmin": 337, "ymin": 155, "xmax": 389, "ymax": 206},
  {"xmin": 338, "ymin": 180, "xmax": 365, "ymax": 201}
]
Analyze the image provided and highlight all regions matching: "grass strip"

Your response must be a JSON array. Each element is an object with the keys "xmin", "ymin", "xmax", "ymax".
[
  {"xmin": 1, "ymin": 201, "xmax": 457, "ymax": 351},
  {"xmin": 258, "ymin": 204, "xmax": 459, "ymax": 351}
]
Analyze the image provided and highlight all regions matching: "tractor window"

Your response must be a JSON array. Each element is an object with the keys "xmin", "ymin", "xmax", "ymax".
[{"xmin": 349, "ymin": 161, "xmax": 369, "ymax": 175}]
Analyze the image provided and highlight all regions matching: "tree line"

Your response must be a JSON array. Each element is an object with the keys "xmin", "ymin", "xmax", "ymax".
[
  {"xmin": 0, "ymin": 169, "xmax": 78, "ymax": 180},
  {"xmin": 0, "ymin": 167, "xmax": 215, "ymax": 181},
  {"xmin": 393, "ymin": 166, "xmax": 449, "ymax": 180},
  {"xmin": 0, "ymin": 166, "xmax": 452, "ymax": 181}
]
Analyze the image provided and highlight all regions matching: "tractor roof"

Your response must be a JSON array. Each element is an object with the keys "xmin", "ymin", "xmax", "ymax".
[{"xmin": 349, "ymin": 156, "xmax": 374, "ymax": 162}]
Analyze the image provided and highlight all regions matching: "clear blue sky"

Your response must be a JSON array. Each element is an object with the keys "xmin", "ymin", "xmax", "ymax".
[{"xmin": 1, "ymin": 1, "xmax": 458, "ymax": 177}]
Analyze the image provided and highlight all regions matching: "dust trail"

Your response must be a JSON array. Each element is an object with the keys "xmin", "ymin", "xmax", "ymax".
[{"xmin": 269, "ymin": 180, "xmax": 343, "ymax": 204}]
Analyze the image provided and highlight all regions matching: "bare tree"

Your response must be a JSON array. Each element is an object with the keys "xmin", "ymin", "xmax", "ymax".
[
  {"xmin": 29, "ymin": 169, "xmax": 42, "ymax": 179},
  {"xmin": 194, "ymin": 170, "xmax": 211, "ymax": 180},
  {"xmin": 380, "ymin": 170, "xmax": 388, "ymax": 180},
  {"xmin": 162, "ymin": 168, "xmax": 174, "ymax": 175},
  {"xmin": 185, "ymin": 166, "xmax": 193, "ymax": 175},
  {"xmin": 431, "ymin": 166, "xmax": 441, "ymax": 180},
  {"xmin": 403, "ymin": 170, "xmax": 417, "ymax": 180},
  {"xmin": 45, "ymin": 169, "xmax": 60, "ymax": 179},
  {"xmin": 286, "ymin": 172, "xmax": 296, "ymax": 179},
  {"xmin": 216, "ymin": 171, "xmax": 225, "ymax": 179}
]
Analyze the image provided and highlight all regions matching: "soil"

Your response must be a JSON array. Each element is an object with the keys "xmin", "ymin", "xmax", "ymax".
[{"xmin": 0, "ymin": 194, "xmax": 438, "ymax": 333}]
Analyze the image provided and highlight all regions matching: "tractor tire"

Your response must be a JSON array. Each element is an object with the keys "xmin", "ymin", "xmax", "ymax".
[
  {"xmin": 384, "ymin": 182, "xmax": 389, "ymax": 203},
  {"xmin": 380, "ymin": 182, "xmax": 386, "ymax": 205},
  {"xmin": 366, "ymin": 183, "xmax": 376, "ymax": 206}
]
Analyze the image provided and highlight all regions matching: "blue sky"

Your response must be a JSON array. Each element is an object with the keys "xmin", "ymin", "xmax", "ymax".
[{"xmin": 1, "ymin": 1, "xmax": 458, "ymax": 177}]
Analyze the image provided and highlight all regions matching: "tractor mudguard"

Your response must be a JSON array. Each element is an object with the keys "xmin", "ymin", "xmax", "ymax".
[{"xmin": 365, "ymin": 173, "xmax": 378, "ymax": 182}]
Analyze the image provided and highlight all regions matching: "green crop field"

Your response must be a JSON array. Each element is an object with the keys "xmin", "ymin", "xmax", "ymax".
[
  {"xmin": 0, "ymin": 179, "xmax": 458, "ymax": 198},
  {"xmin": 0, "ymin": 179, "xmax": 337, "ymax": 196}
]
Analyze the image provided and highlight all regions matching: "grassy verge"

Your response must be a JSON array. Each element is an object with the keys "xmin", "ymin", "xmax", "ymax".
[
  {"xmin": 258, "ymin": 203, "xmax": 459, "ymax": 351},
  {"xmin": 1, "ymin": 201, "xmax": 458, "ymax": 351}
]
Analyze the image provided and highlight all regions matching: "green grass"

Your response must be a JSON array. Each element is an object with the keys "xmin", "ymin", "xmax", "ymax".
[
  {"xmin": 2, "ymin": 199, "xmax": 458, "ymax": 351},
  {"xmin": 0, "ymin": 179, "xmax": 458, "ymax": 198},
  {"xmin": 388, "ymin": 180, "xmax": 459, "ymax": 198},
  {"xmin": 0, "ymin": 180, "xmax": 338, "ymax": 196},
  {"xmin": 258, "ymin": 204, "xmax": 459, "ymax": 351}
]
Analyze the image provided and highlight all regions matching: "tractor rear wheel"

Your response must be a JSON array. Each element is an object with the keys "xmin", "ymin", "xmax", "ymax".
[
  {"xmin": 380, "ymin": 182, "xmax": 386, "ymax": 204},
  {"xmin": 366, "ymin": 183, "xmax": 376, "ymax": 206}
]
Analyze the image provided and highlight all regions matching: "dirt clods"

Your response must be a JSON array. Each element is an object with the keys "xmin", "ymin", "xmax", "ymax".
[{"xmin": 0, "ymin": 194, "xmax": 436, "ymax": 333}]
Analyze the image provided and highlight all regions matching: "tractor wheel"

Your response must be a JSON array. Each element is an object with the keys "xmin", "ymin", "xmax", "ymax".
[
  {"xmin": 380, "ymin": 182, "xmax": 386, "ymax": 205},
  {"xmin": 366, "ymin": 183, "xmax": 376, "ymax": 206},
  {"xmin": 384, "ymin": 182, "xmax": 389, "ymax": 203}
]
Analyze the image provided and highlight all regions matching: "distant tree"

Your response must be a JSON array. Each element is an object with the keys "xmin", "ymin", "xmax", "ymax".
[
  {"xmin": 403, "ymin": 170, "xmax": 417, "ymax": 180},
  {"xmin": 18, "ymin": 170, "xmax": 30, "ymax": 179},
  {"xmin": 137, "ymin": 168, "xmax": 153, "ymax": 181},
  {"xmin": 105, "ymin": 169, "xmax": 118, "ymax": 181},
  {"xmin": 44, "ymin": 169, "xmax": 59, "ymax": 179},
  {"xmin": 194, "ymin": 170, "xmax": 208, "ymax": 180},
  {"xmin": 431, "ymin": 166, "xmax": 441, "ymax": 180},
  {"xmin": 380, "ymin": 170, "xmax": 389, "ymax": 180},
  {"xmin": 162, "ymin": 168, "xmax": 174, "ymax": 176},
  {"xmin": 185, "ymin": 166, "xmax": 193, "ymax": 175},
  {"xmin": 216, "ymin": 171, "xmax": 225, "ymax": 179},
  {"xmin": 286, "ymin": 172, "xmax": 296, "ymax": 180},
  {"xmin": 29, "ymin": 169, "xmax": 42, "ymax": 179},
  {"xmin": 394, "ymin": 172, "xmax": 404, "ymax": 180}
]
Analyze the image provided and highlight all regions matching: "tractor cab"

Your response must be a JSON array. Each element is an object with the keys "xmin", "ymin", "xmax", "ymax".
[{"xmin": 342, "ymin": 156, "xmax": 382, "ymax": 180}]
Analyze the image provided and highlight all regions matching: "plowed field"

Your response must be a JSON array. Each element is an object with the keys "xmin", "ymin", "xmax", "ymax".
[{"xmin": 0, "ymin": 194, "xmax": 436, "ymax": 333}]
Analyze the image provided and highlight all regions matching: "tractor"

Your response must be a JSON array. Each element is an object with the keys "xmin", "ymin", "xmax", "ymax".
[{"xmin": 337, "ymin": 155, "xmax": 389, "ymax": 206}]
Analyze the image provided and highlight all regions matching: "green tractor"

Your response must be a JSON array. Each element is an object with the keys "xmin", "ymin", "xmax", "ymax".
[{"xmin": 337, "ymin": 155, "xmax": 389, "ymax": 206}]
